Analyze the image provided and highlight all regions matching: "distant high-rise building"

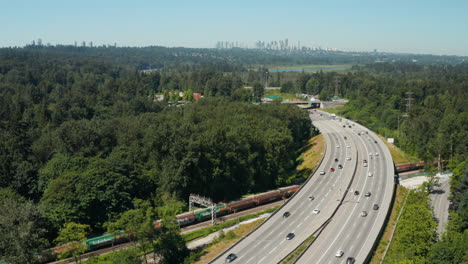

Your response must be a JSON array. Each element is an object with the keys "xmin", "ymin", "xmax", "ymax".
[
  {"xmin": 82, "ymin": 41, "xmax": 86, "ymax": 47},
  {"xmin": 74, "ymin": 41, "xmax": 77, "ymax": 47},
  {"xmin": 89, "ymin": 41, "xmax": 93, "ymax": 47},
  {"xmin": 31, "ymin": 40, "xmax": 35, "ymax": 46},
  {"xmin": 37, "ymin": 38, "xmax": 42, "ymax": 46}
]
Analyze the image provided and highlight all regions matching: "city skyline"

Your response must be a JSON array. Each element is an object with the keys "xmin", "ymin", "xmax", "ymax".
[{"xmin": 1, "ymin": 0, "xmax": 467, "ymax": 56}]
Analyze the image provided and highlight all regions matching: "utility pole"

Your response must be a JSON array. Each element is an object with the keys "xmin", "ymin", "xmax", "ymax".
[
  {"xmin": 402, "ymin": 91, "xmax": 414, "ymax": 118},
  {"xmin": 334, "ymin": 76, "xmax": 341, "ymax": 98}
]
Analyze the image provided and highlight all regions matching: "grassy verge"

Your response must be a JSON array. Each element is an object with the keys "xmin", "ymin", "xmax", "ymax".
[
  {"xmin": 369, "ymin": 185, "xmax": 409, "ymax": 264},
  {"xmin": 376, "ymin": 135, "xmax": 419, "ymax": 164},
  {"xmin": 183, "ymin": 206, "xmax": 278, "ymax": 242},
  {"xmin": 193, "ymin": 219, "xmax": 265, "ymax": 264},
  {"xmin": 321, "ymin": 106, "xmax": 345, "ymax": 113},
  {"xmin": 281, "ymin": 235, "xmax": 315, "ymax": 264},
  {"xmin": 264, "ymin": 90, "xmax": 301, "ymax": 100},
  {"xmin": 295, "ymin": 134, "xmax": 325, "ymax": 182}
]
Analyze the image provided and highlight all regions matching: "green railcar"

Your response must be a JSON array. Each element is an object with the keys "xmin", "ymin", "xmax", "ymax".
[
  {"xmin": 86, "ymin": 231, "xmax": 126, "ymax": 250},
  {"xmin": 194, "ymin": 204, "xmax": 227, "ymax": 221}
]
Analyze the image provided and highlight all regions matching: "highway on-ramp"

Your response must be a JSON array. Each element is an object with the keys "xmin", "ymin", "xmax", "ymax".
[{"xmin": 210, "ymin": 110, "xmax": 394, "ymax": 264}]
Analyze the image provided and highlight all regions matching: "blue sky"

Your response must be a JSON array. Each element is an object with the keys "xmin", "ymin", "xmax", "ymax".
[{"xmin": 1, "ymin": 0, "xmax": 467, "ymax": 55}]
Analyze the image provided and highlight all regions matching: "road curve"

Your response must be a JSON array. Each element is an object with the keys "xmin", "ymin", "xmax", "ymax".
[
  {"xmin": 209, "ymin": 110, "xmax": 394, "ymax": 264},
  {"xmin": 296, "ymin": 112, "xmax": 395, "ymax": 264}
]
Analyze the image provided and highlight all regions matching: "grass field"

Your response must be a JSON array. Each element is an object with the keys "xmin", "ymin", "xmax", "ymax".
[
  {"xmin": 265, "ymin": 64, "xmax": 354, "ymax": 70},
  {"xmin": 263, "ymin": 90, "xmax": 300, "ymax": 100}
]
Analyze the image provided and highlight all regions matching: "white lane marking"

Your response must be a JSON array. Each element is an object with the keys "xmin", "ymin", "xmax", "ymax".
[
  {"xmin": 268, "ymin": 246, "xmax": 277, "ymax": 254},
  {"xmin": 313, "ymin": 128, "xmax": 372, "ymax": 263}
]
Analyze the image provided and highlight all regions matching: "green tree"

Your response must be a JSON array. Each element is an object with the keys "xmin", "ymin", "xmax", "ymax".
[
  {"xmin": 54, "ymin": 222, "xmax": 90, "ymax": 263},
  {"xmin": 0, "ymin": 188, "xmax": 47, "ymax": 264},
  {"xmin": 183, "ymin": 89, "xmax": 193, "ymax": 101},
  {"xmin": 426, "ymin": 230, "xmax": 468, "ymax": 264},
  {"xmin": 252, "ymin": 81, "xmax": 264, "ymax": 102}
]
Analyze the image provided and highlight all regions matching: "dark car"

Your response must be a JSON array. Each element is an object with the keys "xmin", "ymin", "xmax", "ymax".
[
  {"xmin": 365, "ymin": 192, "xmax": 372, "ymax": 197},
  {"xmin": 335, "ymin": 158, "xmax": 339, "ymax": 162},
  {"xmin": 354, "ymin": 191, "xmax": 359, "ymax": 195},
  {"xmin": 373, "ymin": 204, "xmax": 379, "ymax": 210},
  {"xmin": 344, "ymin": 136, "xmax": 347, "ymax": 140},
  {"xmin": 225, "ymin": 253, "xmax": 237, "ymax": 263},
  {"xmin": 286, "ymin": 233, "xmax": 295, "ymax": 240},
  {"xmin": 374, "ymin": 140, "xmax": 378, "ymax": 143},
  {"xmin": 338, "ymin": 164, "xmax": 343, "ymax": 169},
  {"xmin": 283, "ymin": 212, "xmax": 291, "ymax": 218},
  {"xmin": 346, "ymin": 257, "xmax": 356, "ymax": 264}
]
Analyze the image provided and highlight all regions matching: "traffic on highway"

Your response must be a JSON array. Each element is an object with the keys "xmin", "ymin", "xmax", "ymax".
[{"xmin": 210, "ymin": 110, "xmax": 395, "ymax": 264}]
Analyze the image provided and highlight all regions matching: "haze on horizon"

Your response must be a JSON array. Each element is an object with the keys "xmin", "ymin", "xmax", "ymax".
[{"xmin": 1, "ymin": 0, "xmax": 467, "ymax": 56}]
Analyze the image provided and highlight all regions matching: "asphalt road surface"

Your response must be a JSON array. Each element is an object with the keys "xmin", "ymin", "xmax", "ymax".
[
  {"xmin": 431, "ymin": 178, "xmax": 450, "ymax": 235},
  {"xmin": 210, "ymin": 110, "xmax": 394, "ymax": 264},
  {"xmin": 296, "ymin": 114, "xmax": 394, "ymax": 264}
]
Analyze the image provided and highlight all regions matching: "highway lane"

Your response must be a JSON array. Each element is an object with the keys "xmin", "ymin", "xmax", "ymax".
[
  {"xmin": 210, "ymin": 111, "xmax": 360, "ymax": 264},
  {"xmin": 229, "ymin": 120, "xmax": 356, "ymax": 264},
  {"xmin": 297, "ymin": 114, "xmax": 394, "ymax": 264}
]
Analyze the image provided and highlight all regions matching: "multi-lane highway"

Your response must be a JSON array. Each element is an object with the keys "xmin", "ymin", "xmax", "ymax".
[
  {"xmin": 210, "ymin": 110, "xmax": 394, "ymax": 264},
  {"xmin": 297, "ymin": 113, "xmax": 395, "ymax": 264}
]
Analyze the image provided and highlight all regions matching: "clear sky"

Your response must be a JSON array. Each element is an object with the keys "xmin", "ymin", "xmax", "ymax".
[{"xmin": 1, "ymin": 0, "xmax": 467, "ymax": 56}]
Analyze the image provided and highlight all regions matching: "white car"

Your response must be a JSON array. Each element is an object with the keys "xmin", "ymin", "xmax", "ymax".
[
  {"xmin": 337, "ymin": 145, "xmax": 340, "ymax": 148},
  {"xmin": 375, "ymin": 152, "xmax": 379, "ymax": 156},
  {"xmin": 347, "ymin": 156, "xmax": 351, "ymax": 161},
  {"xmin": 347, "ymin": 145, "xmax": 351, "ymax": 148},
  {"xmin": 335, "ymin": 250, "xmax": 344, "ymax": 257},
  {"xmin": 320, "ymin": 171, "xmax": 325, "ymax": 175},
  {"xmin": 363, "ymin": 163, "xmax": 368, "ymax": 167},
  {"xmin": 369, "ymin": 153, "xmax": 373, "ymax": 156},
  {"xmin": 368, "ymin": 172, "xmax": 373, "ymax": 177},
  {"xmin": 312, "ymin": 209, "xmax": 320, "ymax": 214}
]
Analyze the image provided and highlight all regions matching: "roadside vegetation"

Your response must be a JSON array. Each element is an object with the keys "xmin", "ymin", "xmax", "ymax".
[
  {"xmin": 383, "ymin": 188, "xmax": 438, "ymax": 263},
  {"xmin": 191, "ymin": 219, "xmax": 265, "ymax": 264},
  {"xmin": 370, "ymin": 186, "xmax": 409, "ymax": 264},
  {"xmin": 281, "ymin": 235, "xmax": 315, "ymax": 264},
  {"xmin": 296, "ymin": 134, "xmax": 325, "ymax": 181},
  {"xmin": 182, "ymin": 207, "xmax": 278, "ymax": 243}
]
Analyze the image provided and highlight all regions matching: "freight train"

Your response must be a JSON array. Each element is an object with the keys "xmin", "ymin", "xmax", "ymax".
[
  {"xmin": 395, "ymin": 161, "xmax": 425, "ymax": 173},
  {"xmin": 40, "ymin": 185, "xmax": 300, "ymax": 262}
]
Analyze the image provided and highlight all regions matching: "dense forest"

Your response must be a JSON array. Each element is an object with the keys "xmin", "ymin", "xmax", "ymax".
[
  {"xmin": 0, "ymin": 48, "xmax": 312, "ymax": 263},
  {"xmin": 0, "ymin": 47, "xmax": 467, "ymax": 263}
]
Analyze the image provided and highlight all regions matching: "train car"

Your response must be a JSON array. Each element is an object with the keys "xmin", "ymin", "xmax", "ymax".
[
  {"xmin": 86, "ymin": 231, "xmax": 127, "ymax": 250},
  {"xmin": 194, "ymin": 204, "xmax": 227, "ymax": 221},
  {"xmin": 395, "ymin": 161, "xmax": 425, "ymax": 173},
  {"xmin": 176, "ymin": 211, "xmax": 196, "ymax": 226},
  {"xmin": 227, "ymin": 197, "xmax": 257, "ymax": 212},
  {"xmin": 253, "ymin": 190, "xmax": 282, "ymax": 205},
  {"xmin": 279, "ymin": 185, "xmax": 300, "ymax": 198}
]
